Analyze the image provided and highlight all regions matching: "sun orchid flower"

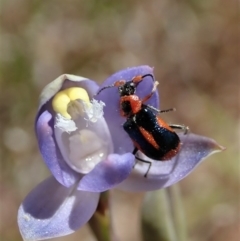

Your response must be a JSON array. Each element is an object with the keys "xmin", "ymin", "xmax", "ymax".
[{"xmin": 18, "ymin": 66, "xmax": 224, "ymax": 240}]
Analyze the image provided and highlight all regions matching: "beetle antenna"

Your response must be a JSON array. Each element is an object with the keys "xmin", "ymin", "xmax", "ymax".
[
  {"xmin": 141, "ymin": 73, "xmax": 155, "ymax": 83},
  {"xmin": 96, "ymin": 85, "xmax": 114, "ymax": 95}
]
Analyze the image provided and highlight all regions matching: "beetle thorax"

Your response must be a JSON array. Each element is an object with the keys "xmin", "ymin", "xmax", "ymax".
[{"xmin": 120, "ymin": 95, "xmax": 142, "ymax": 117}]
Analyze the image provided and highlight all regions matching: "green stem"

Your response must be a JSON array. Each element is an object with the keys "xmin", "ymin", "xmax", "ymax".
[
  {"xmin": 141, "ymin": 189, "xmax": 178, "ymax": 241},
  {"xmin": 167, "ymin": 184, "xmax": 187, "ymax": 241},
  {"xmin": 89, "ymin": 192, "xmax": 111, "ymax": 241}
]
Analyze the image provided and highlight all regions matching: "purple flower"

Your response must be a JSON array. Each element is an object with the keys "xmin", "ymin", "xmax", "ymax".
[{"xmin": 18, "ymin": 66, "xmax": 224, "ymax": 240}]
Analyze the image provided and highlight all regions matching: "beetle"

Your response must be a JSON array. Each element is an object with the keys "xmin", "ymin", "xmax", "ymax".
[{"xmin": 97, "ymin": 74, "xmax": 188, "ymax": 177}]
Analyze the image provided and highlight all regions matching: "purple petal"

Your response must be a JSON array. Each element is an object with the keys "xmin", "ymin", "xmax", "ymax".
[
  {"xmin": 117, "ymin": 133, "xmax": 225, "ymax": 192},
  {"xmin": 18, "ymin": 177, "xmax": 99, "ymax": 241},
  {"xmin": 78, "ymin": 153, "xmax": 135, "ymax": 192},
  {"xmin": 95, "ymin": 66, "xmax": 160, "ymax": 154},
  {"xmin": 36, "ymin": 75, "xmax": 102, "ymax": 186},
  {"xmin": 36, "ymin": 110, "xmax": 82, "ymax": 187}
]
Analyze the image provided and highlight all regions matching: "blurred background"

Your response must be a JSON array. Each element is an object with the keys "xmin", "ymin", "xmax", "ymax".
[{"xmin": 0, "ymin": 0, "xmax": 239, "ymax": 240}]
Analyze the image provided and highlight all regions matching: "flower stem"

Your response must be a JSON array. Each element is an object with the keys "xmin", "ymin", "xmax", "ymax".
[
  {"xmin": 89, "ymin": 192, "xmax": 116, "ymax": 241},
  {"xmin": 167, "ymin": 184, "xmax": 187, "ymax": 241},
  {"xmin": 141, "ymin": 188, "xmax": 178, "ymax": 241},
  {"xmin": 89, "ymin": 212, "xmax": 110, "ymax": 241}
]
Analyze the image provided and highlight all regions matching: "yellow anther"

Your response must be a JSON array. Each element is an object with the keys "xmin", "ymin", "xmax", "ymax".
[{"xmin": 52, "ymin": 87, "xmax": 90, "ymax": 119}]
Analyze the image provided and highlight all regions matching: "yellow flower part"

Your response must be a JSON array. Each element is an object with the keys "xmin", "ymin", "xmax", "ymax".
[{"xmin": 52, "ymin": 87, "xmax": 90, "ymax": 119}]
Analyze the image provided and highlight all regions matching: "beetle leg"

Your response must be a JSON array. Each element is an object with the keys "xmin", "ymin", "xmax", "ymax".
[
  {"xmin": 142, "ymin": 81, "xmax": 159, "ymax": 103},
  {"xmin": 132, "ymin": 148, "xmax": 152, "ymax": 178},
  {"xmin": 132, "ymin": 147, "xmax": 138, "ymax": 168},
  {"xmin": 135, "ymin": 156, "xmax": 152, "ymax": 178},
  {"xmin": 147, "ymin": 105, "xmax": 176, "ymax": 114},
  {"xmin": 169, "ymin": 124, "xmax": 189, "ymax": 135}
]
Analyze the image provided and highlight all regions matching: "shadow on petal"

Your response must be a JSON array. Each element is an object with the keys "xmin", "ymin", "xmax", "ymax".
[
  {"xmin": 36, "ymin": 110, "xmax": 81, "ymax": 187},
  {"xmin": 78, "ymin": 153, "xmax": 135, "ymax": 192},
  {"xmin": 20, "ymin": 176, "xmax": 71, "ymax": 219},
  {"xmin": 118, "ymin": 133, "xmax": 225, "ymax": 192},
  {"xmin": 18, "ymin": 176, "xmax": 100, "ymax": 241}
]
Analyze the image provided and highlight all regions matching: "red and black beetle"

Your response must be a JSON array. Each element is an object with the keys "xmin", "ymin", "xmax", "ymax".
[{"xmin": 97, "ymin": 74, "xmax": 188, "ymax": 176}]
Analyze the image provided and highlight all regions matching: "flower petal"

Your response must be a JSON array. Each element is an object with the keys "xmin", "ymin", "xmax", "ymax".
[
  {"xmin": 36, "ymin": 75, "xmax": 103, "ymax": 186},
  {"xmin": 36, "ymin": 110, "xmax": 82, "ymax": 187},
  {"xmin": 117, "ymin": 133, "xmax": 225, "ymax": 192},
  {"xmin": 18, "ymin": 176, "xmax": 100, "ymax": 241},
  {"xmin": 95, "ymin": 66, "xmax": 159, "ymax": 154},
  {"xmin": 78, "ymin": 153, "xmax": 135, "ymax": 192}
]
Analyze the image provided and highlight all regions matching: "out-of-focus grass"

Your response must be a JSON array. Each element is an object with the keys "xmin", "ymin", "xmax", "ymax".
[{"xmin": 1, "ymin": 0, "xmax": 239, "ymax": 240}]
